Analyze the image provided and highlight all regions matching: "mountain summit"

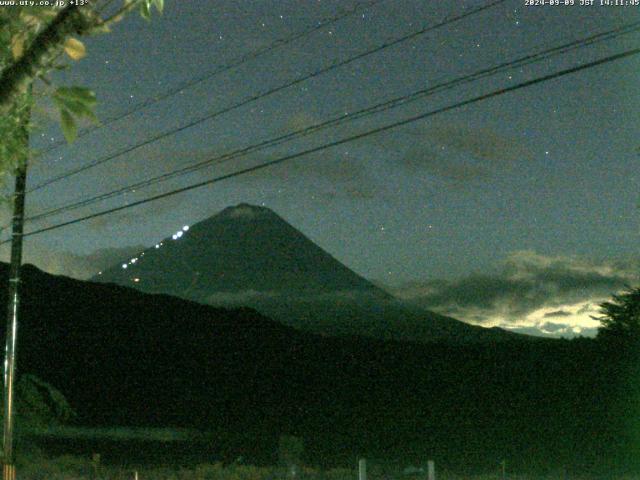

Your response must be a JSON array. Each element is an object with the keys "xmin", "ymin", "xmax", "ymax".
[
  {"xmin": 95, "ymin": 204, "xmax": 520, "ymax": 343},
  {"xmin": 96, "ymin": 203, "xmax": 387, "ymax": 301}
]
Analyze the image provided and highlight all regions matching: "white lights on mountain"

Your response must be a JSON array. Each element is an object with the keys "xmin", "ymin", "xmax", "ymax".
[
  {"xmin": 171, "ymin": 228, "xmax": 186, "ymax": 240},
  {"xmin": 116, "ymin": 224, "xmax": 190, "ymax": 275}
]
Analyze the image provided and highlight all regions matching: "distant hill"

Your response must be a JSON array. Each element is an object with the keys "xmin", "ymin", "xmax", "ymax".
[
  {"xmin": 94, "ymin": 203, "xmax": 520, "ymax": 344},
  {"xmin": 1, "ymin": 263, "xmax": 635, "ymax": 474}
]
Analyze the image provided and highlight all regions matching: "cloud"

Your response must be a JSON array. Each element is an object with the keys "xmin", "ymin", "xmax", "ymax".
[
  {"xmin": 388, "ymin": 251, "xmax": 640, "ymax": 337},
  {"xmin": 426, "ymin": 124, "xmax": 529, "ymax": 163},
  {"xmin": 61, "ymin": 245, "xmax": 148, "ymax": 278},
  {"xmin": 26, "ymin": 143, "xmax": 212, "ymax": 233},
  {"xmin": 81, "ymin": 195, "xmax": 181, "ymax": 230},
  {"xmin": 377, "ymin": 122, "xmax": 531, "ymax": 182},
  {"xmin": 504, "ymin": 323, "xmax": 599, "ymax": 338},
  {"xmin": 543, "ymin": 310, "xmax": 572, "ymax": 318},
  {"xmin": 219, "ymin": 112, "xmax": 532, "ymax": 201},
  {"xmin": 205, "ymin": 289, "xmax": 387, "ymax": 306},
  {"xmin": 0, "ymin": 242, "xmax": 146, "ymax": 280},
  {"xmin": 241, "ymin": 149, "xmax": 384, "ymax": 201},
  {"xmin": 206, "ymin": 290, "xmax": 280, "ymax": 305}
]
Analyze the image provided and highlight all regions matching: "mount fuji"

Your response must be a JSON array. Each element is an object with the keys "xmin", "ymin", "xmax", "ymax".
[{"xmin": 94, "ymin": 204, "xmax": 521, "ymax": 343}]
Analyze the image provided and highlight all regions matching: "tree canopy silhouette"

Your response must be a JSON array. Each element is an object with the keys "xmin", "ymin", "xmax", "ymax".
[{"xmin": 596, "ymin": 286, "xmax": 640, "ymax": 343}]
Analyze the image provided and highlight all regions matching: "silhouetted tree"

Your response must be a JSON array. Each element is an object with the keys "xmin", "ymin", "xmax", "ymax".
[{"xmin": 595, "ymin": 286, "xmax": 640, "ymax": 344}]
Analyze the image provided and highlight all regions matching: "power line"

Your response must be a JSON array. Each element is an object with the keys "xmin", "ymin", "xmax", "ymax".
[
  {"xmin": 9, "ymin": 46, "xmax": 638, "ymax": 243},
  {"xmin": 28, "ymin": 0, "xmax": 508, "ymax": 193},
  {"xmin": 28, "ymin": 21, "xmax": 640, "ymax": 222},
  {"xmin": 24, "ymin": 21, "xmax": 640, "ymax": 225},
  {"xmin": 37, "ymin": 0, "xmax": 387, "ymax": 155}
]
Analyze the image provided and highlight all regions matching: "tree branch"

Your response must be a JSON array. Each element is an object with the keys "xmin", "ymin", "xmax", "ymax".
[{"xmin": 0, "ymin": 5, "xmax": 92, "ymax": 115}]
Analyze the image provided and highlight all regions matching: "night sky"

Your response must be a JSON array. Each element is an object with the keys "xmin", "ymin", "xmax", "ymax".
[{"xmin": 3, "ymin": 0, "xmax": 638, "ymax": 337}]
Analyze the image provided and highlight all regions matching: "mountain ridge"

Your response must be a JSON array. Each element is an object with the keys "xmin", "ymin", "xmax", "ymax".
[
  {"xmin": 96, "ymin": 203, "xmax": 388, "ymax": 298},
  {"xmin": 94, "ymin": 203, "xmax": 523, "ymax": 344}
]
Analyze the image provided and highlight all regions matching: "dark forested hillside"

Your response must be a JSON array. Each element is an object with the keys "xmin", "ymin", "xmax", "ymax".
[{"xmin": 1, "ymin": 263, "xmax": 637, "ymax": 475}]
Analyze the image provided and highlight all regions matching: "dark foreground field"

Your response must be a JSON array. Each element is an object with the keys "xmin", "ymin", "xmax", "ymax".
[{"xmin": 14, "ymin": 454, "xmax": 640, "ymax": 480}]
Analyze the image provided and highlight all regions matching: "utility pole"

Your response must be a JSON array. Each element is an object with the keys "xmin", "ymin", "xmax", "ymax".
[{"xmin": 2, "ymin": 94, "xmax": 30, "ymax": 480}]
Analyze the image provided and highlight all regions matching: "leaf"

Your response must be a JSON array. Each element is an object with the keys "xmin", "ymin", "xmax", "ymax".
[
  {"xmin": 88, "ymin": 21, "xmax": 111, "ymax": 35},
  {"xmin": 140, "ymin": 1, "xmax": 151, "ymax": 20},
  {"xmin": 54, "ymin": 97, "xmax": 92, "ymax": 118},
  {"xmin": 60, "ymin": 109, "xmax": 77, "ymax": 143},
  {"xmin": 54, "ymin": 87, "xmax": 96, "ymax": 108},
  {"xmin": 25, "ymin": 8, "xmax": 57, "ymax": 21},
  {"xmin": 71, "ymin": 86, "xmax": 97, "ymax": 102},
  {"xmin": 10, "ymin": 34, "xmax": 24, "ymax": 60},
  {"xmin": 53, "ymin": 87, "xmax": 99, "ymax": 127},
  {"xmin": 19, "ymin": 12, "xmax": 42, "ymax": 28},
  {"xmin": 152, "ymin": 0, "xmax": 164, "ymax": 14},
  {"xmin": 110, "ymin": 12, "xmax": 126, "ymax": 23},
  {"xmin": 63, "ymin": 37, "xmax": 86, "ymax": 61}
]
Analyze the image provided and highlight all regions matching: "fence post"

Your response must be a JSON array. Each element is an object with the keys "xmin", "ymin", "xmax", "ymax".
[
  {"xmin": 358, "ymin": 458, "xmax": 367, "ymax": 480},
  {"xmin": 427, "ymin": 460, "xmax": 435, "ymax": 480}
]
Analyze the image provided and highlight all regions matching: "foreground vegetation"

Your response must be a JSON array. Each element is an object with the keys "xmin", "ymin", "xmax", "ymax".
[{"xmin": 13, "ymin": 455, "xmax": 640, "ymax": 480}]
